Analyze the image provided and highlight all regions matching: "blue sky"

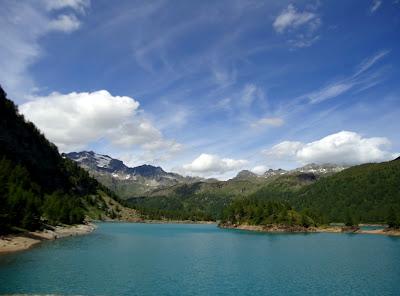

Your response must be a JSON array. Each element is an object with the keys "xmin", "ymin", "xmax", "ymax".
[{"xmin": 1, "ymin": 0, "xmax": 399, "ymax": 179}]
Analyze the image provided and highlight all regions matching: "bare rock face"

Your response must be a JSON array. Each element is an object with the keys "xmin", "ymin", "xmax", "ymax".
[{"xmin": 64, "ymin": 151, "xmax": 200, "ymax": 196}]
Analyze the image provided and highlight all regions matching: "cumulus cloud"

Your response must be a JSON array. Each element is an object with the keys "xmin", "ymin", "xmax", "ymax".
[
  {"xmin": 264, "ymin": 141, "xmax": 304, "ymax": 159},
  {"xmin": 252, "ymin": 117, "xmax": 284, "ymax": 128},
  {"xmin": 273, "ymin": 4, "xmax": 321, "ymax": 48},
  {"xmin": 263, "ymin": 131, "xmax": 398, "ymax": 165},
  {"xmin": 251, "ymin": 165, "xmax": 268, "ymax": 175},
  {"xmin": 42, "ymin": 0, "xmax": 90, "ymax": 13},
  {"xmin": 20, "ymin": 90, "xmax": 179, "ymax": 153},
  {"xmin": 183, "ymin": 153, "xmax": 248, "ymax": 174}
]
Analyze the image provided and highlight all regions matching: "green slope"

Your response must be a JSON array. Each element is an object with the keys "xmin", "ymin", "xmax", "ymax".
[
  {"xmin": 126, "ymin": 174, "xmax": 314, "ymax": 221},
  {"xmin": 223, "ymin": 160, "xmax": 400, "ymax": 226},
  {"xmin": 0, "ymin": 86, "xmax": 129, "ymax": 233},
  {"xmin": 294, "ymin": 159, "xmax": 400, "ymax": 223},
  {"xmin": 135, "ymin": 158, "xmax": 400, "ymax": 225}
]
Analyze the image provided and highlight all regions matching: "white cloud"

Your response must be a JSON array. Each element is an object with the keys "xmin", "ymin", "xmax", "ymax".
[
  {"xmin": 370, "ymin": 0, "xmax": 382, "ymax": 13},
  {"xmin": 308, "ymin": 83, "xmax": 353, "ymax": 104},
  {"xmin": 273, "ymin": 4, "xmax": 321, "ymax": 48},
  {"xmin": 42, "ymin": 0, "xmax": 90, "ymax": 13},
  {"xmin": 273, "ymin": 4, "xmax": 318, "ymax": 33},
  {"xmin": 251, "ymin": 165, "xmax": 267, "ymax": 175},
  {"xmin": 240, "ymin": 83, "xmax": 266, "ymax": 108},
  {"xmin": 264, "ymin": 141, "xmax": 304, "ymax": 159},
  {"xmin": 353, "ymin": 50, "xmax": 389, "ymax": 77},
  {"xmin": 288, "ymin": 34, "xmax": 320, "ymax": 48},
  {"xmin": 183, "ymin": 153, "xmax": 248, "ymax": 174},
  {"xmin": 252, "ymin": 117, "xmax": 284, "ymax": 127},
  {"xmin": 0, "ymin": 2, "xmax": 87, "ymax": 100},
  {"xmin": 20, "ymin": 90, "xmax": 179, "ymax": 153},
  {"xmin": 49, "ymin": 14, "xmax": 81, "ymax": 32},
  {"xmin": 302, "ymin": 50, "xmax": 389, "ymax": 104},
  {"xmin": 263, "ymin": 131, "xmax": 398, "ymax": 165},
  {"xmin": 241, "ymin": 83, "xmax": 260, "ymax": 106}
]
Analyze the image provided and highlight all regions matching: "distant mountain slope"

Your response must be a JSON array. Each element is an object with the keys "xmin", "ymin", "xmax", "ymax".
[
  {"xmin": 128, "ymin": 171, "xmax": 319, "ymax": 221},
  {"xmin": 232, "ymin": 163, "xmax": 347, "ymax": 182},
  {"xmin": 65, "ymin": 151, "xmax": 200, "ymax": 198},
  {"xmin": 130, "ymin": 158, "xmax": 399, "ymax": 224},
  {"xmin": 0, "ymin": 86, "xmax": 136, "ymax": 233}
]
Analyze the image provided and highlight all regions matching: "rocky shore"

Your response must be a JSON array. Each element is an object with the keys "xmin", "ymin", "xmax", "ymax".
[
  {"xmin": 0, "ymin": 223, "xmax": 96, "ymax": 254},
  {"xmin": 219, "ymin": 223, "xmax": 400, "ymax": 236}
]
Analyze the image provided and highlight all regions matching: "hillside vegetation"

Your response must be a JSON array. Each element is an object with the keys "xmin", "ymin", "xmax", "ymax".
[
  {"xmin": 127, "ymin": 174, "xmax": 315, "ymax": 221},
  {"xmin": 0, "ymin": 86, "xmax": 136, "ymax": 234},
  {"xmin": 294, "ymin": 160, "xmax": 400, "ymax": 224},
  {"xmin": 222, "ymin": 161, "xmax": 400, "ymax": 227},
  {"xmin": 129, "ymin": 160, "xmax": 400, "ymax": 227}
]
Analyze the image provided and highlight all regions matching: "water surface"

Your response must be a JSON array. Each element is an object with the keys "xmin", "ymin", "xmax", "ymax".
[{"xmin": 0, "ymin": 223, "xmax": 399, "ymax": 295}]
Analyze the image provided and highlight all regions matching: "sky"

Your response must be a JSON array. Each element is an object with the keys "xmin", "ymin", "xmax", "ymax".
[{"xmin": 1, "ymin": 0, "xmax": 399, "ymax": 179}]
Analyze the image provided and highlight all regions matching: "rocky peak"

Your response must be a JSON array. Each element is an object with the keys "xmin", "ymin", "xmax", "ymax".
[
  {"xmin": 294, "ymin": 163, "xmax": 347, "ymax": 174},
  {"xmin": 263, "ymin": 168, "xmax": 287, "ymax": 178},
  {"xmin": 234, "ymin": 170, "xmax": 258, "ymax": 180}
]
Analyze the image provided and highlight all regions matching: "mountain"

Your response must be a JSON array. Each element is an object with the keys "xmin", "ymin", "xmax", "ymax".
[
  {"xmin": 66, "ymin": 151, "xmax": 127, "ymax": 173},
  {"xmin": 233, "ymin": 170, "xmax": 259, "ymax": 180},
  {"xmin": 263, "ymin": 168, "xmax": 288, "ymax": 178},
  {"xmin": 128, "ymin": 170, "xmax": 319, "ymax": 221},
  {"xmin": 232, "ymin": 163, "xmax": 346, "ymax": 181},
  {"xmin": 293, "ymin": 163, "xmax": 348, "ymax": 175},
  {"xmin": 0, "ymin": 86, "xmax": 138, "ymax": 234},
  {"xmin": 65, "ymin": 151, "xmax": 200, "ymax": 198},
  {"xmin": 128, "ymin": 157, "xmax": 399, "ymax": 225}
]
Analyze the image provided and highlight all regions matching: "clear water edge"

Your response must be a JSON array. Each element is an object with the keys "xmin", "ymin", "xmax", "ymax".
[{"xmin": 0, "ymin": 222, "xmax": 399, "ymax": 296}]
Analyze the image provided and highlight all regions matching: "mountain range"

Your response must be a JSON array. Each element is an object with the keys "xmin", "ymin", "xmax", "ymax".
[
  {"xmin": 64, "ymin": 151, "xmax": 201, "ymax": 197},
  {"xmin": 65, "ymin": 151, "xmax": 348, "ymax": 199},
  {"xmin": 232, "ymin": 163, "xmax": 348, "ymax": 181}
]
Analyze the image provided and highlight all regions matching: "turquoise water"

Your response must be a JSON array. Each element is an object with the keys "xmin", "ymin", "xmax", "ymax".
[{"xmin": 0, "ymin": 223, "xmax": 399, "ymax": 296}]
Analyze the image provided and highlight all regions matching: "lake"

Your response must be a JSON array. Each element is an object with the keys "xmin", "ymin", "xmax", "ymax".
[{"xmin": 0, "ymin": 223, "xmax": 399, "ymax": 295}]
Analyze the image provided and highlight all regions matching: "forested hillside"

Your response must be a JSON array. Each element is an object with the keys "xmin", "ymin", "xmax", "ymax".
[
  {"xmin": 222, "ymin": 160, "xmax": 400, "ymax": 226},
  {"xmin": 131, "ymin": 159, "xmax": 400, "ymax": 226},
  {"xmin": 0, "ymin": 86, "xmax": 130, "ymax": 234},
  {"xmin": 294, "ymin": 159, "xmax": 400, "ymax": 224},
  {"xmin": 127, "ymin": 174, "xmax": 315, "ymax": 221}
]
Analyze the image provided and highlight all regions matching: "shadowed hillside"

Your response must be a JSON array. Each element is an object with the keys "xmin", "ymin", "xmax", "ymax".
[{"xmin": 0, "ymin": 86, "xmax": 137, "ymax": 234}]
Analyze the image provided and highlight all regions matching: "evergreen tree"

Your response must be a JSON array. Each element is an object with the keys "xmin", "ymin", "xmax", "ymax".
[{"xmin": 387, "ymin": 207, "xmax": 399, "ymax": 228}]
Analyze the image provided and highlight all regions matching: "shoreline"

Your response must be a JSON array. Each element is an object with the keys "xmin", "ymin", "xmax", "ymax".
[
  {"xmin": 0, "ymin": 223, "xmax": 96, "ymax": 254},
  {"xmin": 219, "ymin": 223, "xmax": 400, "ymax": 236},
  {"xmin": 94, "ymin": 218, "xmax": 217, "ymax": 225},
  {"xmin": 136, "ymin": 219, "xmax": 216, "ymax": 225}
]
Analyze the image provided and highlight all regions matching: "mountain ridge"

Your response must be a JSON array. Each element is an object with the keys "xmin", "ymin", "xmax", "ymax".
[
  {"xmin": 65, "ymin": 151, "xmax": 201, "ymax": 197},
  {"xmin": 232, "ymin": 163, "xmax": 349, "ymax": 181}
]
